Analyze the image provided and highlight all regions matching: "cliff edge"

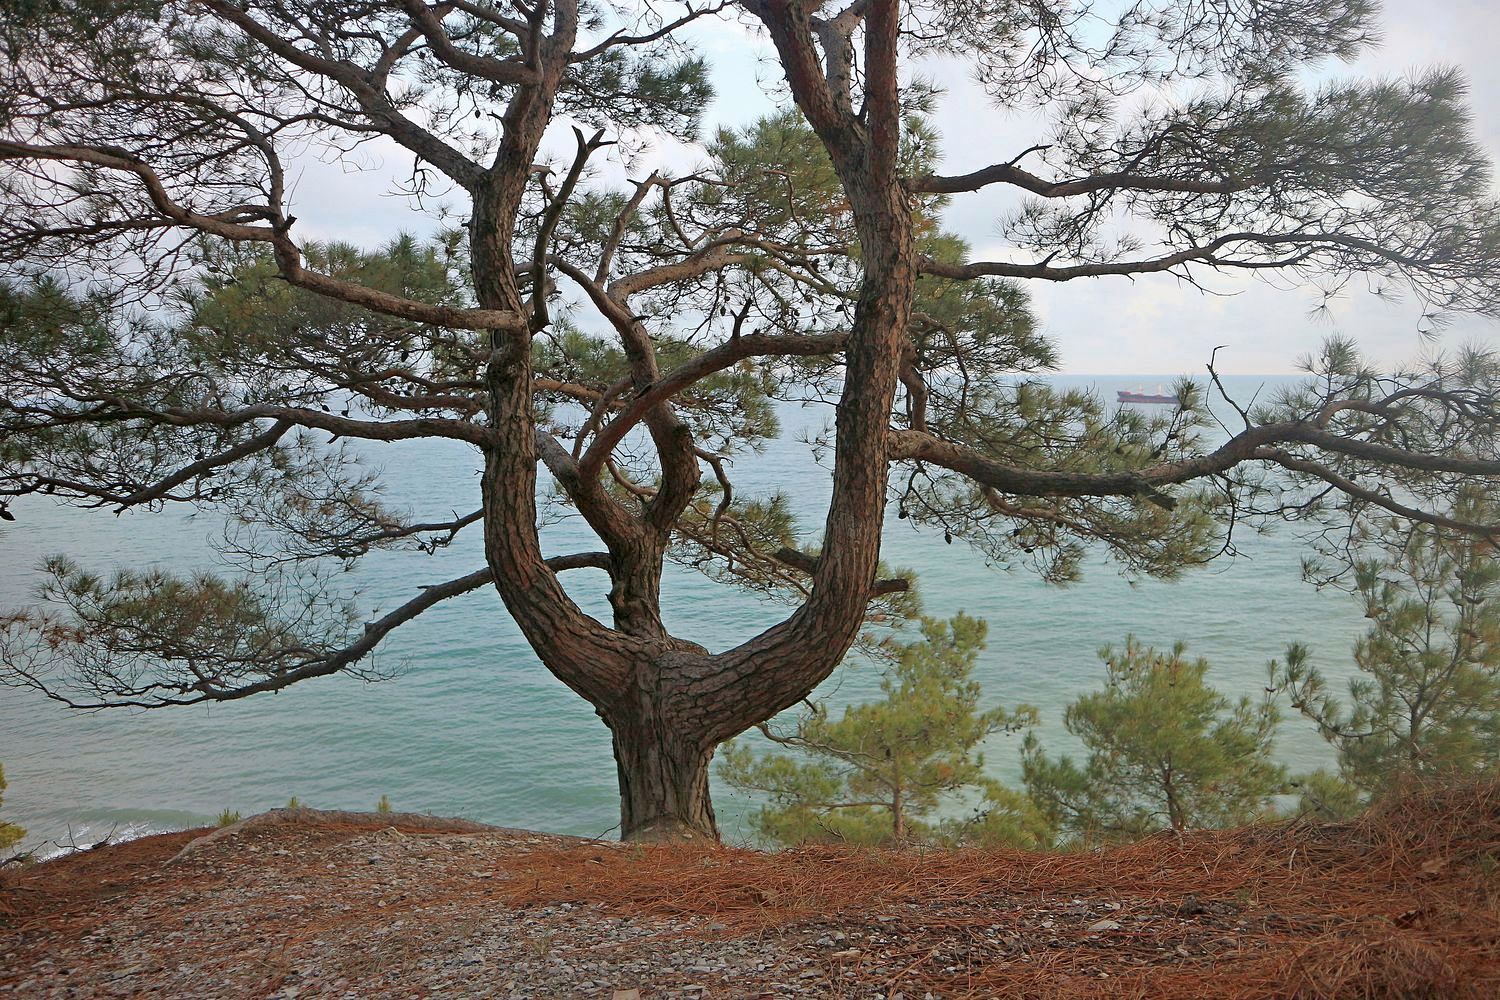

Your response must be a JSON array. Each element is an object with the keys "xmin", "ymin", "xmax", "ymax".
[{"xmin": 2, "ymin": 786, "xmax": 1497, "ymax": 999}]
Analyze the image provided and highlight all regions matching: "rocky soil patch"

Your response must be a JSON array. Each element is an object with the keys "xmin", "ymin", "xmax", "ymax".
[{"xmin": 2, "ymin": 789, "xmax": 1497, "ymax": 998}]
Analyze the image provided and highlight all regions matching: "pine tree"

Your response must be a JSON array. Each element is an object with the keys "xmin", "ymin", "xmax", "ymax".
[
  {"xmin": 1023, "ymin": 638, "xmax": 1286, "ymax": 844},
  {"xmin": 3, "ymin": 0, "xmax": 1499, "ymax": 842},
  {"xmin": 0, "ymin": 762, "xmax": 26, "ymax": 853},
  {"xmin": 1275, "ymin": 493, "xmax": 1500, "ymax": 816},
  {"xmin": 719, "ymin": 614, "xmax": 1047, "ymax": 847}
]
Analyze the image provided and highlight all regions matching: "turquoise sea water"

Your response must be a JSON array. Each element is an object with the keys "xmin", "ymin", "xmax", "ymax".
[{"xmin": 0, "ymin": 376, "xmax": 1371, "ymax": 849}]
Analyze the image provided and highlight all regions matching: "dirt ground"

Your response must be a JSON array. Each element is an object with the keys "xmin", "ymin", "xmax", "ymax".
[{"xmin": 2, "ymin": 785, "xmax": 1497, "ymax": 999}]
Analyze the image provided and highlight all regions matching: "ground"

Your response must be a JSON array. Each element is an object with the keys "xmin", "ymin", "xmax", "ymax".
[{"xmin": 1, "ymin": 786, "xmax": 1497, "ymax": 999}]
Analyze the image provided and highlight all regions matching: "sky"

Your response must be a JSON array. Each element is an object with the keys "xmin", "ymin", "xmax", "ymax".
[{"xmin": 285, "ymin": 0, "xmax": 1500, "ymax": 375}]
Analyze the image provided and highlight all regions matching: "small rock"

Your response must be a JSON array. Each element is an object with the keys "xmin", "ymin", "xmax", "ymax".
[
  {"xmin": 1088, "ymin": 919, "xmax": 1122, "ymax": 933},
  {"xmin": 1176, "ymin": 894, "xmax": 1210, "ymax": 916}
]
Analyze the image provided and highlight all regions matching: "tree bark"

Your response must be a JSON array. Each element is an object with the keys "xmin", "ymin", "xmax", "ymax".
[
  {"xmin": 588, "ymin": 0, "xmax": 918, "ymax": 840},
  {"xmin": 608, "ymin": 666, "xmax": 720, "ymax": 841},
  {"xmin": 488, "ymin": 0, "xmax": 917, "ymax": 842}
]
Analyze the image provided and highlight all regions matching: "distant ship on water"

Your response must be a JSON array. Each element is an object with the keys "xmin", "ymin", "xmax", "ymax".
[{"xmin": 1116, "ymin": 386, "xmax": 1181, "ymax": 405}]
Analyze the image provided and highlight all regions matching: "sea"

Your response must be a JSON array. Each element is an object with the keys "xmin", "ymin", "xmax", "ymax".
[{"xmin": 0, "ymin": 375, "xmax": 1373, "ymax": 850}]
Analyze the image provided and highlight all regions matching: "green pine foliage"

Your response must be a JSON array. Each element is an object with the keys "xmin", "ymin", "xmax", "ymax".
[
  {"xmin": 0, "ymin": 762, "xmax": 25, "ymax": 852},
  {"xmin": 3, "ymin": 0, "xmax": 1500, "ymax": 845},
  {"xmin": 1275, "ymin": 495, "xmax": 1500, "ymax": 817},
  {"xmin": 1023, "ymin": 638, "xmax": 1286, "ymax": 845},
  {"xmin": 215, "ymin": 808, "xmax": 241, "ymax": 828},
  {"xmin": 719, "ymin": 613, "xmax": 1047, "ymax": 848}
]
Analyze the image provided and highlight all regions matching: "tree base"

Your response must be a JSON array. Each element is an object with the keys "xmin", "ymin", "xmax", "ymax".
[{"xmin": 621, "ymin": 815, "xmax": 717, "ymax": 843}]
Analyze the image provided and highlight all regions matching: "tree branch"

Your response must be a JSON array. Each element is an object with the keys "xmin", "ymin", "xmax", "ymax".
[
  {"xmin": 773, "ymin": 546, "xmax": 909, "ymax": 596},
  {"xmin": 908, "ymin": 161, "xmax": 1247, "ymax": 197},
  {"xmin": 0, "ymin": 141, "xmax": 526, "ymax": 332},
  {"xmin": 7, "ymin": 398, "xmax": 494, "ymax": 445},
  {"xmin": 571, "ymin": 3, "xmax": 732, "ymax": 61},
  {"xmin": 917, "ymin": 230, "xmax": 1493, "ymax": 287},
  {"xmin": 579, "ymin": 329, "xmax": 849, "ymax": 478},
  {"xmin": 399, "ymin": 0, "xmax": 540, "ymax": 84},
  {"xmin": 114, "ymin": 418, "xmax": 296, "ymax": 511},
  {"xmin": 200, "ymin": 0, "xmax": 488, "ymax": 190}
]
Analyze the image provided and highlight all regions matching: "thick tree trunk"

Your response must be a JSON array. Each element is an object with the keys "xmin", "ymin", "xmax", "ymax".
[
  {"xmin": 608, "ymin": 694, "xmax": 718, "ymax": 842},
  {"xmin": 484, "ymin": 0, "xmax": 918, "ymax": 845}
]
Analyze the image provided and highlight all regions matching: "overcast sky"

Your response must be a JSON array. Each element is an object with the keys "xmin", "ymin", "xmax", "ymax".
[{"xmin": 288, "ymin": 1, "xmax": 1500, "ymax": 375}]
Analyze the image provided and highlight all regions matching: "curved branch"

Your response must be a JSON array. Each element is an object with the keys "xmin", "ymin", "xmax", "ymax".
[
  {"xmin": 399, "ymin": 0, "xmax": 539, "ymax": 84},
  {"xmin": 6, "ymin": 549, "xmax": 615, "ymax": 712},
  {"xmin": 890, "ymin": 422, "xmax": 1500, "ymax": 530},
  {"xmin": 908, "ymin": 161, "xmax": 1247, "ymax": 197},
  {"xmin": 8, "ymin": 397, "xmax": 494, "ymax": 445},
  {"xmin": 0, "ymin": 141, "xmax": 525, "ymax": 332},
  {"xmin": 917, "ymin": 231, "xmax": 1490, "ymax": 285},
  {"xmin": 115, "ymin": 418, "xmax": 295, "ymax": 510},
  {"xmin": 570, "ymin": 3, "xmax": 732, "ymax": 62},
  {"xmin": 1257, "ymin": 449, "xmax": 1500, "ymax": 537},
  {"xmin": 549, "ymin": 256, "xmax": 702, "ymax": 532},
  {"xmin": 580, "ymin": 329, "xmax": 849, "ymax": 477},
  {"xmin": 545, "ymin": 551, "xmax": 613, "ymax": 573},
  {"xmin": 602, "ymin": 238, "xmax": 751, "ymax": 299},
  {"xmin": 535, "ymin": 428, "xmax": 640, "ymax": 546},
  {"xmin": 200, "ymin": 0, "xmax": 487, "ymax": 190},
  {"xmin": 4, "ymin": 567, "xmax": 495, "ymax": 709}
]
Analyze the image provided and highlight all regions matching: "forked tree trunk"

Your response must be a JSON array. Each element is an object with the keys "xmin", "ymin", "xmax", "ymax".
[{"xmin": 473, "ymin": 0, "xmax": 917, "ymax": 846}]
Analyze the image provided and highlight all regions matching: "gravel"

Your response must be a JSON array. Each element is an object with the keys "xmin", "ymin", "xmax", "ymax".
[{"xmin": 0, "ymin": 814, "xmax": 877, "ymax": 999}]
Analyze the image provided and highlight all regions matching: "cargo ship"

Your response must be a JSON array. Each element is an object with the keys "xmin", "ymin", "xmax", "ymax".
[{"xmin": 1116, "ymin": 387, "xmax": 1180, "ymax": 405}]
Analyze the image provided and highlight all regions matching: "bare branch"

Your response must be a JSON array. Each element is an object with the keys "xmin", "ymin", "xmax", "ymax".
[
  {"xmin": 773, "ymin": 546, "xmax": 910, "ymax": 596},
  {"xmin": 908, "ymin": 161, "xmax": 1247, "ymax": 197}
]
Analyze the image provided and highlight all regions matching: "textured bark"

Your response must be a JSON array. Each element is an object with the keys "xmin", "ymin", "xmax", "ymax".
[
  {"xmin": 470, "ymin": 1, "xmax": 646, "ymax": 713},
  {"xmin": 607, "ymin": 550, "xmax": 672, "ymax": 643},
  {"xmin": 610, "ymin": 688, "xmax": 719, "ymax": 842},
  {"xmin": 485, "ymin": 0, "xmax": 916, "ymax": 840},
  {"xmin": 476, "ymin": 0, "xmax": 918, "ymax": 841},
  {"xmin": 594, "ymin": 0, "xmax": 919, "ymax": 839},
  {"xmin": 654, "ymin": 0, "xmax": 915, "ymax": 748}
]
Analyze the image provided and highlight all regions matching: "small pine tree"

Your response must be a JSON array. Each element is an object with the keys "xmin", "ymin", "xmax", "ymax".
[
  {"xmin": 1275, "ymin": 502, "xmax": 1500, "ymax": 817},
  {"xmin": 376, "ymin": 795, "xmax": 392, "ymax": 814},
  {"xmin": 215, "ymin": 808, "xmax": 241, "ymax": 828},
  {"xmin": 0, "ymin": 762, "xmax": 26, "ymax": 852},
  {"xmin": 286, "ymin": 796, "xmax": 301, "ymax": 809},
  {"xmin": 1023, "ymin": 637, "xmax": 1286, "ymax": 844},
  {"xmin": 718, "ymin": 613, "xmax": 1047, "ymax": 847}
]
